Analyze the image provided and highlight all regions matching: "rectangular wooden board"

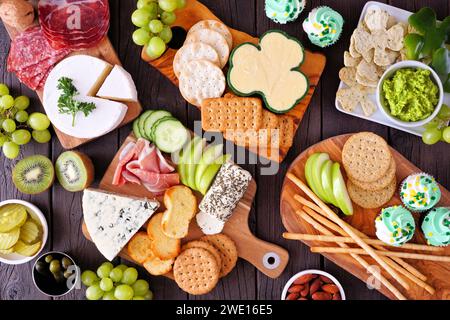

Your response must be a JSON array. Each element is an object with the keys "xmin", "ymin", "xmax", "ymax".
[
  {"xmin": 82, "ymin": 133, "xmax": 290, "ymax": 279},
  {"xmin": 1, "ymin": 20, "xmax": 142, "ymax": 149},
  {"xmin": 280, "ymin": 134, "xmax": 450, "ymax": 300},
  {"xmin": 141, "ymin": 0, "xmax": 326, "ymax": 163}
]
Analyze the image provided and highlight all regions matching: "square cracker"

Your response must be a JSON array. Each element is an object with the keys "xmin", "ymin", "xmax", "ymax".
[{"xmin": 201, "ymin": 97, "xmax": 263, "ymax": 132}]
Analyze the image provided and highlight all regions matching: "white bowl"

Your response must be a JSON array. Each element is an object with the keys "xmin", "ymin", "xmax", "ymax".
[
  {"xmin": 376, "ymin": 60, "xmax": 443, "ymax": 128},
  {"xmin": 0, "ymin": 200, "xmax": 48, "ymax": 265},
  {"xmin": 281, "ymin": 269, "xmax": 346, "ymax": 300}
]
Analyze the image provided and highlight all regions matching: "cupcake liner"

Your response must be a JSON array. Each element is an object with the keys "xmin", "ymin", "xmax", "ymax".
[{"xmin": 399, "ymin": 172, "xmax": 441, "ymax": 213}]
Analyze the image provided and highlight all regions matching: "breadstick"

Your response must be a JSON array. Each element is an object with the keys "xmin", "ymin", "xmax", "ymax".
[
  {"xmin": 296, "ymin": 210, "xmax": 406, "ymax": 300},
  {"xmin": 287, "ymin": 173, "xmax": 410, "ymax": 290},
  {"xmin": 294, "ymin": 194, "xmax": 428, "ymax": 282},
  {"xmin": 311, "ymin": 247, "xmax": 450, "ymax": 262},
  {"xmin": 282, "ymin": 233, "xmax": 442, "ymax": 252}
]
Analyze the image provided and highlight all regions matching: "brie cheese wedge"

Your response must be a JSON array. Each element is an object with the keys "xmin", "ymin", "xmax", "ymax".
[
  {"xmin": 83, "ymin": 188, "xmax": 159, "ymax": 261},
  {"xmin": 97, "ymin": 65, "xmax": 138, "ymax": 102}
]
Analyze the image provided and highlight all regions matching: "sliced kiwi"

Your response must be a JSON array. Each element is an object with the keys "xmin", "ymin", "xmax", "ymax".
[
  {"xmin": 55, "ymin": 151, "xmax": 94, "ymax": 192},
  {"xmin": 12, "ymin": 155, "xmax": 54, "ymax": 195}
]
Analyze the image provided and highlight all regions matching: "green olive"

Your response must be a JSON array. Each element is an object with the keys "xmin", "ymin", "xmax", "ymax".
[
  {"xmin": 53, "ymin": 271, "xmax": 64, "ymax": 283},
  {"xmin": 49, "ymin": 260, "xmax": 61, "ymax": 273},
  {"xmin": 63, "ymin": 270, "xmax": 73, "ymax": 279},
  {"xmin": 61, "ymin": 257, "xmax": 73, "ymax": 269},
  {"xmin": 35, "ymin": 261, "xmax": 47, "ymax": 275},
  {"xmin": 44, "ymin": 255, "xmax": 53, "ymax": 263}
]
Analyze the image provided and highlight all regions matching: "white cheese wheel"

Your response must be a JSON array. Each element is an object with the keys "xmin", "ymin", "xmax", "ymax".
[{"xmin": 97, "ymin": 65, "xmax": 138, "ymax": 102}]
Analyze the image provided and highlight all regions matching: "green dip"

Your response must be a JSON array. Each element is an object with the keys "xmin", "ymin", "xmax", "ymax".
[{"xmin": 382, "ymin": 68, "xmax": 439, "ymax": 122}]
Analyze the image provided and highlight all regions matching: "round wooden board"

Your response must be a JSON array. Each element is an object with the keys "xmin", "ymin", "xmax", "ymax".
[{"xmin": 280, "ymin": 134, "xmax": 450, "ymax": 300}]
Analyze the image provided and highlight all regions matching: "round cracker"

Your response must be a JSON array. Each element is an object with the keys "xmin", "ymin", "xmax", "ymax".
[
  {"xmin": 342, "ymin": 132, "xmax": 392, "ymax": 183},
  {"xmin": 182, "ymin": 240, "xmax": 222, "ymax": 269},
  {"xmin": 178, "ymin": 60, "xmax": 226, "ymax": 107},
  {"xmin": 349, "ymin": 158, "xmax": 396, "ymax": 191},
  {"xmin": 184, "ymin": 29, "xmax": 229, "ymax": 67},
  {"xmin": 347, "ymin": 177, "xmax": 396, "ymax": 209},
  {"xmin": 188, "ymin": 19, "xmax": 233, "ymax": 49},
  {"xmin": 173, "ymin": 42, "xmax": 220, "ymax": 78},
  {"xmin": 173, "ymin": 247, "xmax": 220, "ymax": 295},
  {"xmin": 200, "ymin": 234, "xmax": 237, "ymax": 277}
]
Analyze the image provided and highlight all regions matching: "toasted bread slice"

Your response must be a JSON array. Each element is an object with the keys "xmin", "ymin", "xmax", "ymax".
[
  {"xmin": 147, "ymin": 212, "xmax": 181, "ymax": 259},
  {"xmin": 127, "ymin": 231, "xmax": 153, "ymax": 264},
  {"xmin": 161, "ymin": 186, "xmax": 197, "ymax": 239},
  {"xmin": 143, "ymin": 255, "xmax": 174, "ymax": 276}
]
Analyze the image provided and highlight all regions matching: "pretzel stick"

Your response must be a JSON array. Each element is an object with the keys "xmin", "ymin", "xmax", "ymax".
[
  {"xmin": 287, "ymin": 173, "xmax": 410, "ymax": 290},
  {"xmin": 296, "ymin": 210, "xmax": 406, "ymax": 300},
  {"xmin": 311, "ymin": 247, "xmax": 450, "ymax": 262},
  {"xmin": 295, "ymin": 194, "xmax": 428, "ymax": 282},
  {"xmin": 282, "ymin": 233, "xmax": 441, "ymax": 252}
]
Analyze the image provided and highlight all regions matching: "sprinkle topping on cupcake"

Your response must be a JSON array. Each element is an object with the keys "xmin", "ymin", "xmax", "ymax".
[
  {"xmin": 375, "ymin": 206, "xmax": 416, "ymax": 246},
  {"xmin": 421, "ymin": 207, "xmax": 450, "ymax": 247},
  {"xmin": 399, "ymin": 173, "xmax": 441, "ymax": 212},
  {"xmin": 302, "ymin": 6, "xmax": 344, "ymax": 47},
  {"xmin": 265, "ymin": 0, "xmax": 305, "ymax": 24}
]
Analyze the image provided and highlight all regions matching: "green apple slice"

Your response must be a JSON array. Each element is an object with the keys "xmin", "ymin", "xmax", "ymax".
[
  {"xmin": 305, "ymin": 153, "xmax": 321, "ymax": 198},
  {"xmin": 178, "ymin": 136, "xmax": 200, "ymax": 187},
  {"xmin": 321, "ymin": 160, "xmax": 338, "ymax": 207},
  {"xmin": 331, "ymin": 162, "xmax": 353, "ymax": 216},
  {"xmin": 186, "ymin": 137, "xmax": 206, "ymax": 190},
  {"xmin": 194, "ymin": 143, "xmax": 223, "ymax": 190},
  {"xmin": 311, "ymin": 153, "xmax": 332, "ymax": 203},
  {"xmin": 198, "ymin": 154, "xmax": 231, "ymax": 195}
]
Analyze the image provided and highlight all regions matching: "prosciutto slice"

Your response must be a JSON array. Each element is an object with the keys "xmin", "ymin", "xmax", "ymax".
[{"xmin": 112, "ymin": 138, "xmax": 179, "ymax": 195}]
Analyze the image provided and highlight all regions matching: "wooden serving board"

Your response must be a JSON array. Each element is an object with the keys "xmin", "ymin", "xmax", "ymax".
[
  {"xmin": 1, "ymin": 20, "xmax": 142, "ymax": 149},
  {"xmin": 280, "ymin": 134, "xmax": 450, "ymax": 300},
  {"xmin": 141, "ymin": 0, "xmax": 326, "ymax": 163},
  {"xmin": 82, "ymin": 133, "xmax": 289, "ymax": 279}
]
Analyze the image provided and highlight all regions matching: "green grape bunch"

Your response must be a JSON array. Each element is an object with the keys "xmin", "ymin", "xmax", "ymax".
[
  {"xmin": 422, "ymin": 104, "xmax": 450, "ymax": 145},
  {"xmin": 0, "ymin": 83, "xmax": 52, "ymax": 159},
  {"xmin": 131, "ymin": 0, "xmax": 186, "ymax": 59}
]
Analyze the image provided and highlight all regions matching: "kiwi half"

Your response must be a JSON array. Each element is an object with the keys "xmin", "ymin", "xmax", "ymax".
[
  {"xmin": 12, "ymin": 155, "xmax": 55, "ymax": 195},
  {"xmin": 55, "ymin": 151, "xmax": 94, "ymax": 192}
]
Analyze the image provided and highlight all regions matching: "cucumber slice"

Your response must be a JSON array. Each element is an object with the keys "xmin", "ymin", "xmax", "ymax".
[
  {"xmin": 153, "ymin": 119, "xmax": 189, "ymax": 153},
  {"xmin": 150, "ymin": 116, "xmax": 175, "ymax": 142},
  {"xmin": 132, "ymin": 118, "xmax": 142, "ymax": 138},
  {"xmin": 138, "ymin": 110, "xmax": 154, "ymax": 140},
  {"xmin": 144, "ymin": 110, "xmax": 172, "ymax": 141}
]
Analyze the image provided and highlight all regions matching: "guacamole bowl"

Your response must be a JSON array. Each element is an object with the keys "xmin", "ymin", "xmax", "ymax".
[{"xmin": 377, "ymin": 61, "xmax": 443, "ymax": 128}]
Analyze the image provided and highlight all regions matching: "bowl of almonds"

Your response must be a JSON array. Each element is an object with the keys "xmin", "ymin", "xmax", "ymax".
[{"xmin": 281, "ymin": 269, "xmax": 345, "ymax": 300}]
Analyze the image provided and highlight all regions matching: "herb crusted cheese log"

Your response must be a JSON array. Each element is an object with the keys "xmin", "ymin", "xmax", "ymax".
[
  {"xmin": 197, "ymin": 162, "xmax": 252, "ymax": 234},
  {"xmin": 83, "ymin": 188, "xmax": 159, "ymax": 261}
]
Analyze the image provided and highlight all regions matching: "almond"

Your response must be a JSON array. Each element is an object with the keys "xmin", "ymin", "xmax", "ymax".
[
  {"xmin": 322, "ymin": 284, "xmax": 340, "ymax": 294},
  {"xmin": 309, "ymin": 278, "xmax": 322, "ymax": 295},
  {"xmin": 288, "ymin": 284, "xmax": 303, "ymax": 293},
  {"xmin": 300, "ymin": 282, "xmax": 310, "ymax": 297},
  {"xmin": 298, "ymin": 297, "xmax": 308, "ymax": 300},
  {"xmin": 311, "ymin": 291, "xmax": 332, "ymax": 300},
  {"xmin": 294, "ymin": 273, "xmax": 317, "ymax": 285},
  {"xmin": 320, "ymin": 275, "xmax": 334, "ymax": 284},
  {"xmin": 333, "ymin": 292, "xmax": 342, "ymax": 300},
  {"xmin": 286, "ymin": 293, "xmax": 299, "ymax": 300}
]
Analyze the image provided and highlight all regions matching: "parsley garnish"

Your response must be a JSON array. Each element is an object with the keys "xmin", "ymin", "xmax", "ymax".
[{"xmin": 57, "ymin": 77, "xmax": 96, "ymax": 127}]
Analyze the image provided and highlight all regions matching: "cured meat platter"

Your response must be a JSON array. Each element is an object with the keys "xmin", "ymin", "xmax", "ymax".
[{"xmin": 142, "ymin": 0, "xmax": 327, "ymax": 163}]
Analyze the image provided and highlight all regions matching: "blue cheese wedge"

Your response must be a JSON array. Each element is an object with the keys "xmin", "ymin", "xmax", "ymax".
[
  {"xmin": 197, "ymin": 161, "xmax": 252, "ymax": 234},
  {"xmin": 83, "ymin": 188, "xmax": 159, "ymax": 261}
]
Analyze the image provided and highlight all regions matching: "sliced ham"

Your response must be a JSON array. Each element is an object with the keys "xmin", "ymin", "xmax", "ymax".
[{"xmin": 156, "ymin": 148, "xmax": 176, "ymax": 173}]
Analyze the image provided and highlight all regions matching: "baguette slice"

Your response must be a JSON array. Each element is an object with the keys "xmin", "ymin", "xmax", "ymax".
[
  {"xmin": 147, "ymin": 212, "xmax": 180, "ymax": 260},
  {"xmin": 161, "ymin": 186, "xmax": 197, "ymax": 239},
  {"xmin": 127, "ymin": 231, "xmax": 153, "ymax": 264},
  {"xmin": 143, "ymin": 255, "xmax": 174, "ymax": 276}
]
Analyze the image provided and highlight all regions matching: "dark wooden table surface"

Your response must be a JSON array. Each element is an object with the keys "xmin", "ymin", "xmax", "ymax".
[{"xmin": 1, "ymin": 0, "xmax": 449, "ymax": 301}]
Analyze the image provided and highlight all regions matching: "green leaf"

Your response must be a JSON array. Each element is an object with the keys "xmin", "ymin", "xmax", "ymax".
[
  {"xmin": 431, "ymin": 47, "xmax": 450, "ymax": 75},
  {"xmin": 408, "ymin": 7, "xmax": 436, "ymax": 34},
  {"xmin": 404, "ymin": 33, "xmax": 424, "ymax": 60},
  {"xmin": 444, "ymin": 73, "xmax": 450, "ymax": 93}
]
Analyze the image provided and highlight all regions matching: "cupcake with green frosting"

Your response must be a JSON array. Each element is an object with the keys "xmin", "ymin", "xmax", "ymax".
[
  {"xmin": 265, "ymin": 0, "xmax": 305, "ymax": 24},
  {"xmin": 399, "ymin": 173, "xmax": 441, "ymax": 212},
  {"xmin": 421, "ymin": 207, "xmax": 450, "ymax": 247},
  {"xmin": 375, "ymin": 206, "xmax": 416, "ymax": 246},
  {"xmin": 302, "ymin": 6, "xmax": 344, "ymax": 48}
]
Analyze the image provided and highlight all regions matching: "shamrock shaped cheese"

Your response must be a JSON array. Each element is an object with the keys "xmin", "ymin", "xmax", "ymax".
[{"xmin": 227, "ymin": 30, "xmax": 309, "ymax": 114}]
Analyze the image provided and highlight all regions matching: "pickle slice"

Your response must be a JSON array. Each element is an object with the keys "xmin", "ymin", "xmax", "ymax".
[
  {"xmin": 0, "ymin": 247, "xmax": 14, "ymax": 255},
  {"xmin": 0, "ymin": 204, "xmax": 28, "ymax": 233},
  {"xmin": 0, "ymin": 228, "xmax": 20, "ymax": 249},
  {"xmin": 19, "ymin": 220, "xmax": 41, "ymax": 244},
  {"xmin": 13, "ymin": 240, "xmax": 42, "ymax": 257}
]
